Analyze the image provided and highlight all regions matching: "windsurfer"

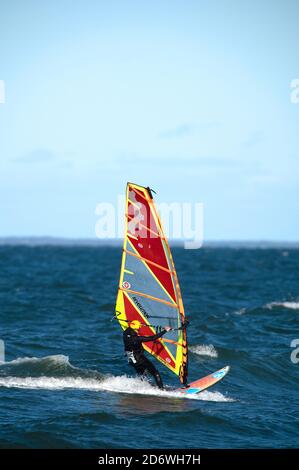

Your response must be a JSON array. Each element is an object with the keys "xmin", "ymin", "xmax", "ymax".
[{"xmin": 123, "ymin": 320, "xmax": 172, "ymax": 389}]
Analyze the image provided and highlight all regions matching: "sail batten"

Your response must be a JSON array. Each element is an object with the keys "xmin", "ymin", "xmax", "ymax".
[
  {"xmin": 115, "ymin": 183, "xmax": 188, "ymax": 383},
  {"xmin": 119, "ymin": 288, "xmax": 178, "ymax": 308},
  {"xmin": 124, "ymin": 248, "xmax": 174, "ymax": 274}
]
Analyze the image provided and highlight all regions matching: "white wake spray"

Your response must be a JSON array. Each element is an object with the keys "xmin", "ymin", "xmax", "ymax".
[
  {"xmin": 0, "ymin": 374, "xmax": 233, "ymax": 402},
  {"xmin": 265, "ymin": 301, "xmax": 299, "ymax": 310},
  {"xmin": 189, "ymin": 344, "xmax": 218, "ymax": 358},
  {"xmin": 0, "ymin": 355, "xmax": 233, "ymax": 402}
]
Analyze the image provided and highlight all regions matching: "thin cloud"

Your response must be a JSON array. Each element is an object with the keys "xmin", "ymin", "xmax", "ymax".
[
  {"xmin": 153, "ymin": 156, "xmax": 238, "ymax": 167},
  {"xmin": 243, "ymin": 130, "xmax": 264, "ymax": 148},
  {"xmin": 158, "ymin": 124, "xmax": 195, "ymax": 139},
  {"xmin": 158, "ymin": 122, "xmax": 220, "ymax": 139},
  {"xmin": 13, "ymin": 149, "xmax": 56, "ymax": 164},
  {"xmin": 119, "ymin": 154, "xmax": 256, "ymax": 170}
]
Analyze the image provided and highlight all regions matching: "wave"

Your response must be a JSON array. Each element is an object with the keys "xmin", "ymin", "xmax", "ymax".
[
  {"xmin": 231, "ymin": 301, "xmax": 299, "ymax": 315},
  {"xmin": 189, "ymin": 344, "xmax": 218, "ymax": 358},
  {"xmin": 0, "ymin": 376, "xmax": 102, "ymax": 390},
  {"xmin": 1, "ymin": 354, "xmax": 70, "ymax": 367},
  {"xmin": 0, "ymin": 355, "xmax": 101, "ymax": 379},
  {"xmin": 233, "ymin": 307, "xmax": 247, "ymax": 315},
  {"xmin": 0, "ymin": 355, "xmax": 233, "ymax": 402},
  {"xmin": 265, "ymin": 301, "xmax": 299, "ymax": 310}
]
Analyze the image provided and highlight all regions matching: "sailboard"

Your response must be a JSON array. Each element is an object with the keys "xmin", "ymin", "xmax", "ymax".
[
  {"xmin": 115, "ymin": 182, "xmax": 229, "ymax": 393},
  {"xmin": 175, "ymin": 366, "xmax": 230, "ymax": 395}
]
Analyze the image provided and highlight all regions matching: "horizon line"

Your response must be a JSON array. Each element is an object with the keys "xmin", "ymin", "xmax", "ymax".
[{"xmin": 0, "ymin": 236, "xmax": 298, "ymax": 248}]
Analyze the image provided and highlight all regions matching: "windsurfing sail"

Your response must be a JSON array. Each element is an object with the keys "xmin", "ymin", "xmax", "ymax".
[{"xmin": 115, "ymin": 182, "xmax": 188, "ymax": 384}]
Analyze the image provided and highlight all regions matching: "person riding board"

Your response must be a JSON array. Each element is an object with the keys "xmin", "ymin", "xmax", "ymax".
[{"xmin": 123, "ymin": 319, "xmax": 172, "ymax": 390}]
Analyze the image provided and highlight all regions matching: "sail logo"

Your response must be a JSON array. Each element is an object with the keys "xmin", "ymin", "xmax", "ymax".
[
  {"xmin": 122, "ymin": 281, "xmax": 131, "ymax": 289},
  {"xmin": 0, "ymin": 80, "xmax": 5, "ymax": 104},
  {"xmin": 290, "ymin": 79, "xmax": 299, "ymax": 104},
  {"xmin": 132, "ymin": 296, "xmax": 149, "ymax": 318},
  {"xmin": 290, "ymin": 339, "xmax": 299, "ymax": 364}
]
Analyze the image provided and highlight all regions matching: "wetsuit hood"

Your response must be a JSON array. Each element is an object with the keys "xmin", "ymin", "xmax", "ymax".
[{"xmin": 125, "ymin": 327, "xmax": 138, "ymax": 336}]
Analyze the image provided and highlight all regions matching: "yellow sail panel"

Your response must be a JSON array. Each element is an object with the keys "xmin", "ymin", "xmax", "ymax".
[{"xmin": 115, "ymin": 183, "xmax": 188, "ymax": 383}]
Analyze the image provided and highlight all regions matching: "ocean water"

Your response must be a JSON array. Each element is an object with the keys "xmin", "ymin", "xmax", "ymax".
[{"xmin": 0, "ymin": 245, "xmax": 298, "ymax": 449}]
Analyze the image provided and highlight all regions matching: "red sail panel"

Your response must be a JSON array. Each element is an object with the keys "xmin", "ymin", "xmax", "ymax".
[
  {"xmin": 127, "ymin": 188, "xmax": 177, "ymax": 303},
  {"xmin": 123, "ymin": 294, "xmax": 176, "ymax": 370}
]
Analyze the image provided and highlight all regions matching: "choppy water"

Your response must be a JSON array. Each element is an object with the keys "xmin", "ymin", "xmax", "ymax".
[{"xmin": 0, "ymin": 245, "xmax": 298, "ymax": 448}]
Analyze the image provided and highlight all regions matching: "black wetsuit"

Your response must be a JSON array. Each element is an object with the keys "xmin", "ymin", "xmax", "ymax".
[{"xmin": 123, "ymin": 327, "xmax": 167, "ymax": 389}]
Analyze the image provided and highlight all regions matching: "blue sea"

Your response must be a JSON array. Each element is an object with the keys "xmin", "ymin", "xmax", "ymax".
[{"xmin": 0, "ymin": 244, "xmax": 298, "ymax": 449}]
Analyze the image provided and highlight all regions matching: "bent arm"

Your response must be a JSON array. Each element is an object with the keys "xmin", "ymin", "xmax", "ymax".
[{"xmin": 137, "ymin": 329, "xmax": 167, "ymax": 343}]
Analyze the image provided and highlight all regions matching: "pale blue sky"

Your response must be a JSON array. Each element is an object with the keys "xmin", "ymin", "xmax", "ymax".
[{"xmin": 0, "ymin": 0, "xmax": 298, "ymax": 240}]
